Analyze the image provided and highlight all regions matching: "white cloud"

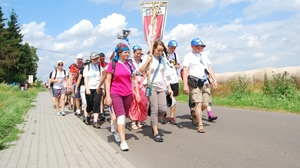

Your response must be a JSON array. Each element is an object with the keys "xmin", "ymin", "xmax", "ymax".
[
  {"xmin": 238, "ymin": 34, "xmax": 260, "ymax": 47},
  {"xmin": 21, "ymin": 22, "xmax": 54, "ymax": 47},
  {"xmin": 96, "ymin": 13, "xmax": 127, "ymax": 36},
  {"xmin": 57, "ymin": 20, "xmax": 95, "ymax": 40}
]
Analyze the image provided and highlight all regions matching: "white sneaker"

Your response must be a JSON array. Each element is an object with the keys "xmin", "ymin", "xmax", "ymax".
[
  {"xmin": 76, "ymin": 110, "xmax": 81, "ymax": 115},
  {"xmin": 120, "ymin": 141, "xmax": 129, "ymax": 151},
  {"xmin": 114, "ymin": 132, "xmax": 121, "ymax": 143},
  {"xmin": 61, "ymin": 111, "xmax": 66, "ymax": 116},
  {"xmin": 56, "ymin": 112, "xmax": 61, "ymax": 116},
  {"xmin": 111, "ymin": 124, "xmax": 115, "ymax": 133}
]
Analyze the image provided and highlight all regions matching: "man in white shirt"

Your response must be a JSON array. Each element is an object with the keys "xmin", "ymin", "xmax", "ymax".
[
  {"xmin": 163, "ymin": 40, "xmax": 180, "ymax": 125},
  {"xmin": 182, "ymin": 38, "xmax": 218, "ymax": 133}
]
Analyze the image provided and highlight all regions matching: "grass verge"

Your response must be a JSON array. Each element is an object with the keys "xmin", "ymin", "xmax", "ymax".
[
  {"xmin": 0, "ymin": 83, "xmax": 44, "ymax": 150},
  {"xmin": 176, "ymin": 78, "xmax": 300, "ymax": 114}
]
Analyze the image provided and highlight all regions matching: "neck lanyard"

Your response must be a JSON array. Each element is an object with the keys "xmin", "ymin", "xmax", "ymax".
[{"xmin": 193, "ymin": 52, "xmax": 205, "ymax": 66}]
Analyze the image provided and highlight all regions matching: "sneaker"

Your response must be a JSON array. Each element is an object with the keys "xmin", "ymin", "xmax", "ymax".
[
  {"xmin": 86, "ymin": 116, "xmax": 91, "ymax": 125},
  {"xmin": 114, "ymin": 132, "xmax": 121, "ymax": 143},
  {"xmin": 160, "ymin": 114, "xmax": 167, "ymax": 124},
  {"xmin": 131, "ymin": 123, "xmax": 139, "ymax": 130},
  {"xmin": 75, "ymin": 110, "xmax": 81, "ymax": 118},
  {"xmin": 208, "ymin": 116, "xmax": 218, "ymax": 122},
  {"xmin": 169, "ymin": 118, "xmax": 177, "ymax": 125},
  {"xmin": 137, "ymin": 122, "xmax": 143, "ymax": 129},
  {"xmin": 93, "ymin": 122, "xmax": 101, "ymax": 129},
  {"xmin": 111, "ymin": 124, "xmax": 116, "ymax": 133},
  {"xmin": 99, "ymin": 113, "xmax": 106, "ymax": 121},
  {"xmin": 56, "ymin": 112, "xmax": 61, "ymax": 116},
  {"xmin": 61, "ymin": 111, "xmax": 66, "ymax": 116},
  {"xmin": 75, "ymin": 110, "xmax": 81, "ymax": 115},
  {"xmin": 83, "ymin": 117, "xmax": 87, "ymax": 123},
  {"xmin": 120, "ymin": 141, "xmax": 129, "ymax": 151}
]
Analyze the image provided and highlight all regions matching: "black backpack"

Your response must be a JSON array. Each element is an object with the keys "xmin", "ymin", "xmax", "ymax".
[{"xmin": 53, "ymin": 69, "xmax": 67, "ymax": 79}]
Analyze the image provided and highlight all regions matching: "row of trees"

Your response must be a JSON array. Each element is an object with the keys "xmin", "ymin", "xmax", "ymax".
[{"xmin": 0, "ymin": 7, "xmax": 39, "ymax": 84}]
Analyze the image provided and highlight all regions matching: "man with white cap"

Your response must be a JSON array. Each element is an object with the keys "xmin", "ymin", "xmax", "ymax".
[
  {"xmin": 163, "ymin": 40, "xmax": 180, "ymax": 125},
  {"xmin": 69, "ymin": 54, "xmax": 84, "ymax": 115},
  {"xmin": 51, "ymin": 60, "xmax": 69, "ymax": 116},
  {"xmin": 182, "ymin": 38, "xmax": 218, "ymax": 133}
]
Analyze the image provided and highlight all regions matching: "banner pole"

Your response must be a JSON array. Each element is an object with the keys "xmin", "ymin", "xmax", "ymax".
[{"xmin": 147, "ymin": 0, "xmax": 158, "ymax": 88}]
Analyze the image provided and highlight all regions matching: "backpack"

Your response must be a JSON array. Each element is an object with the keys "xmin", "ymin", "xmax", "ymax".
[
  {"xmin": 69, "ymin": 63, "xmax": 83, "ymax": 82},
  {"xmin": 174, "ymin": 53, "xmax": 178, "ymax": 65},
  {"xmin": 87, "ymin": 63, "xmax": 101, "ymax": 72},
  {"xmin": 53, "ymin": 69, "xmax": 67, "ymax": 79},
  {"xmin": 111, "ymin": 59, "xmax": 134, "ymax": 81}
]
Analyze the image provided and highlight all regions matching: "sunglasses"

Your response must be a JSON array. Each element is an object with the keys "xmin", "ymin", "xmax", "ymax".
[
  {"xmin": 77, "ymin": 59, "xmax": 82, "ymax": 60},
  {"xmin": 58, "ymin": 63, "xmax": 63, "ymax": 66}
]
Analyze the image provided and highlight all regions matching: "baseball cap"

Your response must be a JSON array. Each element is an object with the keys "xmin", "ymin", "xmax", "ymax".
[
  {"xmin": 90, "ymin": 52, "xmax": 100, "ymax": 59},
  {"xmin": 166, "ymin": 94, "xmax": 176, "ymax": 108},
  {"xmin": 57, "ymin": 60, "xmax": 63, "ymax": 64},
  {"xmin": 76, "ymin": 54, "xmax": 83, "ymax": 59},
  {"xmin": 191, "ymin": 38, "xmax": 206, "ymax": 47},
  {"xmin": 99, "ymin": 53, "xmax": 105, "ymax": 57},
  {"xmin": 168, "ymin": 40, "xmax": 178, "ymax": 47}
]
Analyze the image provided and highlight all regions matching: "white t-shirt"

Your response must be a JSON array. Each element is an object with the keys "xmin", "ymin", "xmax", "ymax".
[
  {"xmin": 182, "ymin": 52, "xmax": 211, "ymax": 80},
  {"xmin": 141, "ymin": 55, "xmax": 169, "ymax": 90},
  {"xmin": 83, "ymin": 63, "xmax": 101, "ymax": 90},
  {"xmin": 51, "ymin": 69, "xmax": 68, "ymax": 89},
  {"xmin": 165, "ymin": 52, "xmax": 179, "ymax": 84}
]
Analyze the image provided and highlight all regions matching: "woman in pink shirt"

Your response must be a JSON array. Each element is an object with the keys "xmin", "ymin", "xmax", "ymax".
[{"xmin": 105, "ymin": 43, "xmax": 140, "ymax": 151}]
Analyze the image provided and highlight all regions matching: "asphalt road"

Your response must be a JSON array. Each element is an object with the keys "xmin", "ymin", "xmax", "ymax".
[{"xmin": 91, "ymin": 103, "xmax": 300, "ymax": 168}]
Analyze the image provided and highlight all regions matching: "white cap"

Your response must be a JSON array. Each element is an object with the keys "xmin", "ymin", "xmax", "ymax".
[
  {"xmin": 166, "ymin": 95, "xmax": 176, "ymax": 108},
  {"xmin": 76, "ymin": 54, "xmax": 83, "ymax": 59}
]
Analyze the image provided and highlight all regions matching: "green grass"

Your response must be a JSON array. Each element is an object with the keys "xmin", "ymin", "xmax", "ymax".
[
  {"xmin": 176, "ymin": 77, "xmax": 300, "ymax": 114},
  {"xmin": 0, "ymin": 83, "xmax": 44, "ymax": 150},
  {"xmin": 213, "ymin": 92, "xmax": 300, "ymax": 113}
]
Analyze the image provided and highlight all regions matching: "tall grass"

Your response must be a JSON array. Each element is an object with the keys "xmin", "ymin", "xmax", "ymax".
[{"xmin": 0, "ymin": 83, "xmax": 43, "ymax": 150}]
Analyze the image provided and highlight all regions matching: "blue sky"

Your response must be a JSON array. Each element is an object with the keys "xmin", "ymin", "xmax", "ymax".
[{"xmin": 1, "ymin": 0, "xmax": 299, "ymax": 82}]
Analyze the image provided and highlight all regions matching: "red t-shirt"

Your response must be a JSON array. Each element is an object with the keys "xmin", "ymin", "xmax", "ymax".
[{"xmin": 69, "ymin": 63, "xmax": 84, "ymax": 84}]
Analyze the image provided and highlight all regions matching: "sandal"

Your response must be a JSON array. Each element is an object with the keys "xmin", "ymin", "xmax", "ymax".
[
  {"xmin": 137, "ymin": 124, "xmax": 143, "ymax": 129},
  {"xmin": 153, "ymin": 134, "xmax": 163, "ymax": 142},
  {"xmin": 131, "ymin": 123, "xmax": 138, "ymax": 130},
  {"xmin": 197, "ymin": 125, "xmax": 205, "ymax": 133}
]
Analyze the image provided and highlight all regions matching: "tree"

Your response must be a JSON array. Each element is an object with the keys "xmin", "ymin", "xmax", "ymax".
[
  {"xmin": 0, "ymin": 7, "xmax": 8, "ymax": 81},
  {"xmin": 18, "ymin": 43, "xmax": 39, "ymax": 82},
  {"xmin": 0, "ymin": 8, "xmax": 39, "ymax": 84}
]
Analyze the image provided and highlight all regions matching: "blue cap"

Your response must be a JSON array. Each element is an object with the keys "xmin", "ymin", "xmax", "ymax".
[
  {"xmin": 168, "ymin": 40, "xmax": 178, "ymax": 47},
  {"xmin": 132, "ymin": 45, "xmax": 142, "ymax": 51},
  {"xmin": 191, "ymin": 38, "xmax": 206, "ymax": 47}
]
